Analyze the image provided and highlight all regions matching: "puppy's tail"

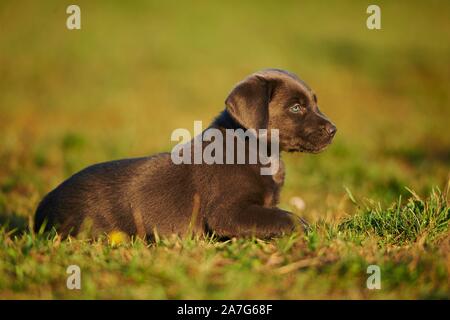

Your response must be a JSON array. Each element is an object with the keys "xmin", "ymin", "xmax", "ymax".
[{"xmin": 33, "ymin": 194, "xmax": 54, "ymax": 234}]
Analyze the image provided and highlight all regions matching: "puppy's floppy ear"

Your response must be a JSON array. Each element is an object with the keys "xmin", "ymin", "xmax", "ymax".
[{"xmin": 225, "ymin": 74, "xmax": 274, "ymax": 129}]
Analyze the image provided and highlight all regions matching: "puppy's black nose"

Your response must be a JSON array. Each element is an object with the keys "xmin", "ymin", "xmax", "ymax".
[{"xmin": 325, "ymin": 123, "xmax": 337, "ymax": 137}]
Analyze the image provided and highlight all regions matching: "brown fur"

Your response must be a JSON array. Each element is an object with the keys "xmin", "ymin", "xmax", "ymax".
[{"xmin": 34, "ymin": 69, "xmax": 336, "ymax": 239}]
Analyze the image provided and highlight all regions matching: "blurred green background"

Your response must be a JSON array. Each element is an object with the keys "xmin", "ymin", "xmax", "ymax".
[{"xmin": 0, "ymin": 0, "xmax": 449, "ymax": 299}]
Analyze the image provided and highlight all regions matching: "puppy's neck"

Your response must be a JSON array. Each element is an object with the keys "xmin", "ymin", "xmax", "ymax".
[
  {"xmin": 211, "ymin": 109, "xmax": 245, "ymax": 130},
  {"xmin": 209, "ymin": 108, "xmax": 281, "ymax": 166}
]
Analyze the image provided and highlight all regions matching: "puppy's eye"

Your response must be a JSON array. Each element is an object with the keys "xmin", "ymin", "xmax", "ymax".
[{"xmin": 290, "ymin": 104, "xmax": 305, "ymax": 114}]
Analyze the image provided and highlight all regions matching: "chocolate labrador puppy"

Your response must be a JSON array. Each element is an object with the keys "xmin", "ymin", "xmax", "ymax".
[{"xmin": 34, "ymin": 69, "xmax": 336, "ymax": 239}]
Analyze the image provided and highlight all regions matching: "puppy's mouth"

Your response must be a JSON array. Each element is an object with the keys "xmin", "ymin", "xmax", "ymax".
[
  {"xmin": 287, "ymin": 144, "xmax": 328, "ymax": 154},
  {"xmin": 284, "ymin": 138, "xmax": 333, "ymax": 154}
]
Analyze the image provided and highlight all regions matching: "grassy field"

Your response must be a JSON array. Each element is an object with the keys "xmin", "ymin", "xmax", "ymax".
[{"xmin": 0, "ymin": 0, "xmax": 449, "ymax": 299}]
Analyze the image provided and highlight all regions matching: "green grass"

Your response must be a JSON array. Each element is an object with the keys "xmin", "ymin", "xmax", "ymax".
[
  {"xmin": 340, "ymin": 187, "xmax": 450, "ymax": 245},
  {"xmin": 0, "ymin": 187, "xmax": 448, "ymax": 299},
  {"xmin": 0, "ymin": 0, "xmax": 449, "ymax": 299}
]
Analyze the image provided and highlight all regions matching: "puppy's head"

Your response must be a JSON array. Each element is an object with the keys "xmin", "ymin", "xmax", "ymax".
[{"xmin": 225, "ymin": 69, "xmax": 337, "ymax": 153}]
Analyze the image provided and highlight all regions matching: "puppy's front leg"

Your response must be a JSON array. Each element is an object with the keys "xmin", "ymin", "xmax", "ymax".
[{"xmin": 208, "ymin": 205, "xmax": 303, "ymax": 239}]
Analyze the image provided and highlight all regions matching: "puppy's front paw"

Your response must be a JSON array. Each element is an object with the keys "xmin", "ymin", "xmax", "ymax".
[{"xmin": 285, "ymin": 211, "xmax": 310, "ymax": 232}]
